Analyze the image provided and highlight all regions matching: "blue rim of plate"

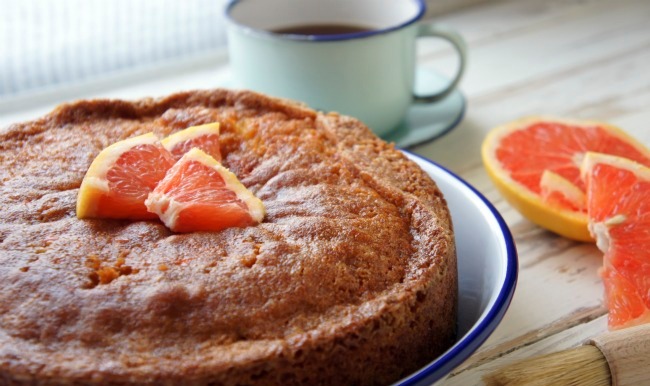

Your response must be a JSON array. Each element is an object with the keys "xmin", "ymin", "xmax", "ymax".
[
  {"xmin": 397, "ymin": 151, "xmax": 519, "ymax": 385},
  {"xmin": 225, "ymin": 0, "xmax": 427, "ymax": 42}
]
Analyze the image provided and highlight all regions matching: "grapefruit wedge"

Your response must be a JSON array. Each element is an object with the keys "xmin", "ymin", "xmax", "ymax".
[
  {"xmin": 581, "ymin": 152, "xmax": 650, "ymax": 329},
  {"xmin": 161, "ymin": 122, "xmax": 221, "ymax": 161},
  {"xmin": 77, "ymin": 133, "xmax": 176, "ymax": 220},
  {"xmin": 145, "ymin": 148, "xmax": 265, "ymax": 233},
  {"xmin": 482, "ymin": 117, "xmax": 650, "ymax": 241}
]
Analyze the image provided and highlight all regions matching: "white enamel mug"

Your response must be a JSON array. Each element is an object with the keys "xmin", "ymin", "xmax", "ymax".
[{"xmin": 225, "ymin": 0, "xmax": 467, "ymax": 137}]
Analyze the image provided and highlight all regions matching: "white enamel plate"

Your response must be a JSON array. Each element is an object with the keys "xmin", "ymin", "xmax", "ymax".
[{"xmin": 396, "ymin": 152, "xmax": 518, "ymax": 385}]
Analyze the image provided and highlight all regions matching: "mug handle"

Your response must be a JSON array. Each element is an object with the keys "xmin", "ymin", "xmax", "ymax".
[{"xmin": 413, "ymin": 23, "xmax": 467, "ymax": 103}]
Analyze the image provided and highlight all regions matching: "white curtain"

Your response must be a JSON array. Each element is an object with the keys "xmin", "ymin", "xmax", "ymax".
[{"xmin": 0, "ymin": 0, "xmax": 230, "ymax": 96}]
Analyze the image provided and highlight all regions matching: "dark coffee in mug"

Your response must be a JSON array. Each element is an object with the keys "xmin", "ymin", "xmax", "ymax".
[{"xmin": 272, "ymin": 24, "xmax": 373, "ymax": 35}]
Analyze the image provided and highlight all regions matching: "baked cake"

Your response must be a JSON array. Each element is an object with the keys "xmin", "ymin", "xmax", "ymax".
[{"xmin": 0, "ymin": 89, "xmax": 457, "ymax": 385}]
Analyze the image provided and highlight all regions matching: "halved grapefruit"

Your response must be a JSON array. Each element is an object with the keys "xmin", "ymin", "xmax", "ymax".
[
  {"xmin": 77, "ymin": 133, "xmax": 176, "ymax": 220},
  {"xmin": 161, "ymin": 122, "xmax": 222, "ymax": 161},
  {"xmin": 145, "ymin": 148, "xmax": 265, "ymax": 233},
  {"xmin": 581, "ymin": 152, "xmax": 650, "ymax": 329},
  {"xmin": 482, "ymin": 117, "xmax": 650, "ymax": 241}
]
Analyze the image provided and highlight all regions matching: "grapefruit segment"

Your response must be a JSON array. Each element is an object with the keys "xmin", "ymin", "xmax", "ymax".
[
  {"xmin": 145, "ymin": 148, "xmax": 265, "ymax": 233},
  {"xmin": 77, "ymin": 133, "xmax": 176, "ymax": 220},
  {"xmin": 161, "ymin": 122, "xmax": 221, "ymax": 161},
  {"xmin": 580, "ymin": 152, "xmax": 650, "ymax": 329},
  {"xmin": 482, "ymin": 117, "xmax": 650, "ymax": 241},
  {"xmin": 600, "ymin": 268, "xmax": 650, "ymax": 329}
]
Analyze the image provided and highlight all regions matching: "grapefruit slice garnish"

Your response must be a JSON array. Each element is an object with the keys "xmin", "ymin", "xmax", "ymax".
[
  {"xmin": 161, "ymin": 122, "xmax": 221, "ymax": 161},
  {"xmin": 580, "ymin": 152, "xmax": 650, "ymax": 329},
  {"xmin": 77, "ymin": 133, "xmax": 176, "ymax": 220},
  {"xmin": 482, "ymin": 117, "xmax": 650, "ymax": 241},
  {"xmin": 145, "ymin": 148, "xmax": 265, "ymax": 233}
]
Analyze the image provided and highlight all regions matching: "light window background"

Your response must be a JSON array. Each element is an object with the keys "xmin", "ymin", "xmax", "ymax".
[
  {"xmin": 0, "ymin": 0, "xmax": 481, "ymax": 97},
  {"xmin": 1, "ymin": 0, "xmax": 229, "ymax": 96}
]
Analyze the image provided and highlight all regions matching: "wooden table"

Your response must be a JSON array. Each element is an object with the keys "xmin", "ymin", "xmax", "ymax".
[
  {"xmin": 424, "ymin": 0, "xmax": 650, "ymax": 384},
  {"xmin": 1, "ymin": 0, "xmax": 649, "ymax": 384}
]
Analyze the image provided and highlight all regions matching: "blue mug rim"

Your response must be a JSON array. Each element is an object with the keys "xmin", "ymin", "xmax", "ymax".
[{"xmin": 225, "ymin": 0, "xmax": 427, "ymax": 42}]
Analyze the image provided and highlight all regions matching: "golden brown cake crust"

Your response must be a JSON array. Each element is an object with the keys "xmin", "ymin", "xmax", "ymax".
[{"xmin": 0, "ymin": 89, "xmax": 456, "ymax": 385}]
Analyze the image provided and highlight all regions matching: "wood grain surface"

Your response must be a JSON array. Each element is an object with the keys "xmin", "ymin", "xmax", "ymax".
[{"xmin": 422, "ymin": 0, "xmax": 650, "ymax": 384}]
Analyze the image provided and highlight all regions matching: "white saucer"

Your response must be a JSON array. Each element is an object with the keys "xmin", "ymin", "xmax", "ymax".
[{"xmin": 383, "ymin": 69, "xmax": 466, "ymax": 148}]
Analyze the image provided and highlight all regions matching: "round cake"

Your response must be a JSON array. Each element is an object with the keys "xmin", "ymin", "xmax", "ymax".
[{"xmin": 0, "ymin": 89, "xmax": 457, "ymax": 385}]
